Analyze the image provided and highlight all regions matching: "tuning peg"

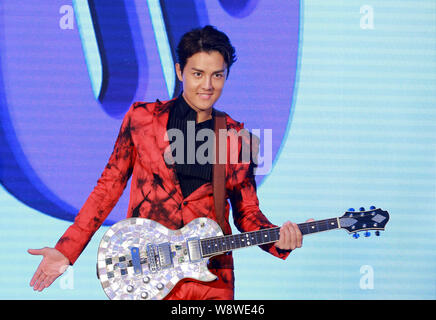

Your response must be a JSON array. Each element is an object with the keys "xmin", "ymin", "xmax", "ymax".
[
  {"xmin": 375, "ymin": 231, "xmax": 380, "ymax": 236},
  {"xmin": 370, "ymin": 206, "xmax": 376, "ymax": 210},
  {"xmin": 348, "ymin": 208, "xmax": 355, "ymax": 212},
  {"xmin": 352, "ymin": 233, "xmax": 360, "ymax": 239},
  {"xmin": 364, "ymin": 231, "xmax": 371, "ymax": 237},
  {"xmin": 359, "ymin": 207, "xmax": 365, "ymax": 211}
]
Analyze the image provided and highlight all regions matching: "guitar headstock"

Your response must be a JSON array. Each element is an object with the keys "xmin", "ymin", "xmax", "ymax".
[{"xmin": 339, "ymin": 206, "xmax": 390, "ymax": 238}]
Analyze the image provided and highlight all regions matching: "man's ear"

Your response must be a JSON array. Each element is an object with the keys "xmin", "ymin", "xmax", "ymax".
[{"xmin": 175, "ymin": 63, "xmax": 183, "ymax": 82}]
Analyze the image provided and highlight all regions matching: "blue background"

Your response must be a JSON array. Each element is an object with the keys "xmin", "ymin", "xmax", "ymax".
[{"xmin": 1, "ymin": 0, "xmax": 435, "ymax": 299}]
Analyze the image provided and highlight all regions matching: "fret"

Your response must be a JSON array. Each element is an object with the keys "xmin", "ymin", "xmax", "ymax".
[
  {"xmin": 260, "ymin": 228, "xmax": 273, "ymax": 244},
  {"xmin": 269, "ymin": 228, "xmax": 279, "ymax": 242},
  {"xmin": 215, "ymin": 239, "xmax": 220, "ymax": 252},
  {"xmin": 328, "ymin": 218, "xmax": 339, "ymax": 230},
  {"xmin": 243, "ymin": 234, "xmax": 250, "ymax": 246},
  {"xmin": 228, "ymin": 235, "xmax": 235, "ymax": 250},
  {"xmin": 259, "ymin": 230, "xmax": 267, "ymax": 243},
  {"xmin": 250, "ymin": 232, "xmax": 258, "ymax": 246},
  {"xmin": 239, "ymin": 233, "xmax": 245, "ymax": 247},
  {"xmin": 309, "ymin": 221, "xmax": 318, "ymax": 234},
  {"xmin": 234, "ymin": 234, "xmax": 240, "ymax": 249},
  {"xmin": 318, "ymin": 220, "xmax": 328, "ymax": 232},
  {"xmin": 225, "ymin": 236, "xmax": 230, "ymax": 251},
  {"xmin": 238, "ymin": 234, "xmax": 244, "ymax": 248},
  {"xmin": 217, "ymin": 237, "xmax": 223, "ymax": 252},
  {"xmin": 215, "ymin": 238, "xmax": 220, "ymax": 253},
  {"xmin": 264, "ymin": 230, "xmax": 270, "ymax": 243},
  {"xmin": 201, "ymin": 240, "xmax": 207, "ymax": 255},
  {"xmin": 213, "ymin": 238, "xmax": 219, "ymax": 254},
  {"xmin": 255, "ymin": 230, "xmax": 262, "ymax": 245},
  {"xmin": 208, "ymin": 238, "xmax": 213, "ymax": 254},
  {"xmin": 301, "ymin": 223, "xmax": 310, "ymax": 235},
  {"xmin": 224, "ymin": 237, "xmax": 230, "ymax": 251},
  {"xmin": 207, "ymin": 239, "xmax": 213, "ymax": 254},
  {"xmin": 210, "ymin": 238, "xmax": 215, "ymax": 254},
  {"xmin": 211, "ymin": 238, "xmax": 216, "ymax": 254},
  {"xmin": 202, "ymin": 239, "xmax": 208, "ymax": 255}
]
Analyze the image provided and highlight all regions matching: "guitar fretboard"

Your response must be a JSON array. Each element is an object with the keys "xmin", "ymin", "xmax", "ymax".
[{"xmin": 200, "ymin": 218, "xmax": 339, "ymax": 257}]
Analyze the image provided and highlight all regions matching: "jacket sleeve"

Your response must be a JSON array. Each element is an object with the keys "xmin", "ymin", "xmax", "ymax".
[
  {"xmin": 228, "ymin": 131, "xmax": 291, "ymax": 260},
  {"xmin": 55, "ymin": 106, "xmax": 136, "ymax": 265}
]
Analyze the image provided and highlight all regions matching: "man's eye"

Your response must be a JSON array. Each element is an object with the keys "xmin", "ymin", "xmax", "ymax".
[
  {"xmin": 215, "ymin": 73, "xmax": 224, "ymax": 78},
  {"xmin": 194, "ymin": 72, "xmax": 202, "ymax": 77}
]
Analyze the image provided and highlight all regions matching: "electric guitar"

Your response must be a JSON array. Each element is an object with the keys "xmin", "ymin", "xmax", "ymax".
[{"xmin": 96, "ymin": 206, "xmax": 389, "ymax": 300}]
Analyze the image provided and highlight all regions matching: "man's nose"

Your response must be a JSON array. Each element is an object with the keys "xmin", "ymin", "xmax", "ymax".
[{"xmin": 202, "ymin": 76, "xmax": 213, "ymax": 90}]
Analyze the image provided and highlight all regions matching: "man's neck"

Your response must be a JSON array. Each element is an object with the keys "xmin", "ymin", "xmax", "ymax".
[
  {"xmin": 196, "ymin": 110, "xmax": 212, "ymax": 123},
  {"xmin": 181, "ymin": 92, "xmax": 212, "ymax": 123}
]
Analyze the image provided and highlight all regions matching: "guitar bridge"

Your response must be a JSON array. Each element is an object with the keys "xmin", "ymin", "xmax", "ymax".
[{"xmin": 146, "ymin": 242, "xmax": 173, "ymax": 273}]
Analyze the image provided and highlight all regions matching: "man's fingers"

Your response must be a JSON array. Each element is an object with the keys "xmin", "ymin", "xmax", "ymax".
[
  {"xmin": 280, "ymin": 222, "xmax": 291, "ymax": 249},
  {"xmin": 27, "ymin": 248, "xmax": 46, "ymax": 256},
  {"xmin": 30, "ymin": 266, "xmax": 43, "ymax": 286},
  {"xmin": 281, "ymin": 221, "xmax": 295, "ymax": 250},
  {"xmin": 288, "ymin": 222, "xmax": 297, "ymax": 249},
  {"xmin": 43, "ymin": 275, "xmax": 57, "ymax": 289},
  {"xmin": 33, "ymin": 272, "xmax": 48, "ymax": 291},
  {"xmin": 293, "ymin": 223, "xmax": 302, "ymax": 248},
  {"xmin": 32, "ymin": 270, "xmax": 46, "ymax": 290},
  {"xmin": 275, "ymin": 223, "xmax": 284, "ymax": 248},
  {"xmin": 31, "ymin": 267, "xmax": 61, "ymax": 291}
]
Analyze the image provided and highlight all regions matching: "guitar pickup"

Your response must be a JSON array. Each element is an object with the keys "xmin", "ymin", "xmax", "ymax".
[
  {"xmin": 158, "ymin": 242, "xmax": 173, "ymax": 269},
  {"xmin": 186, "ymin": 237, "xmax": 202, "ymax": 262}
]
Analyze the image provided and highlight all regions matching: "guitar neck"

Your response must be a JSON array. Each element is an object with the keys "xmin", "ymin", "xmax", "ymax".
[{"xmin": 201, "ymin": 217, "xmax": 340, "ymax": 257}]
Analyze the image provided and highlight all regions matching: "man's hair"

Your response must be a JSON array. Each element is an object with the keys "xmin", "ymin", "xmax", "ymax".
[{"xmin": 176, "ymin": 25, "xmax": 237, "ymax": 78}]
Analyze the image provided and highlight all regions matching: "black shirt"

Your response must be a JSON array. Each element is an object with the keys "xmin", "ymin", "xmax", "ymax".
[{"xmin": 166, "ymin": 94, "xmax": 214, "ymax": 198}]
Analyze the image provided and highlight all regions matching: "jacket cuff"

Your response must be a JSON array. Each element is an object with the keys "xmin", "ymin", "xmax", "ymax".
[
  {"xmin": 260, "ymin": 242, "xmax": 292, "ymax": 260},
  {"xmin": 54, "ymin": 225, "xmax": 92, "ymax": 265}
]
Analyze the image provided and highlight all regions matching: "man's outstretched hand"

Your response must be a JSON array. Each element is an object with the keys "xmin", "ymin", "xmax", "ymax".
[{"xmin": 28, "ymin": 247, "xmax": 70, "ymax": 292}]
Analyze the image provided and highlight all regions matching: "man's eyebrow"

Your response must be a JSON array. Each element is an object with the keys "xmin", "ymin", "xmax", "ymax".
[{"xmin": 191, "ymin": 67, "xmax": 226, "ymax": 73}]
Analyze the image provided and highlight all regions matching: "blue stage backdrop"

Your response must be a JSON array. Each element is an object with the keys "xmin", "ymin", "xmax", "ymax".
[{"xmin": 1, "ymin": 0, "xmax": 435, "ymax": 299}]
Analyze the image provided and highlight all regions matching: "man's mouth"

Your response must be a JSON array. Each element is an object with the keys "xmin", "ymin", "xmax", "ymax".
[{"xmin": 198, "ymin": 93, "xmax": 213, "ymax": 100}]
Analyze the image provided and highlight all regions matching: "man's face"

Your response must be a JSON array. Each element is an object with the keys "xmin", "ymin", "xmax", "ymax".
[{"xmin": 175, "ymin": 50, "xmax": 227, "ymax": 114}]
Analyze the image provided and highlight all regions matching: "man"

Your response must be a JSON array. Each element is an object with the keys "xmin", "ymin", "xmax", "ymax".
[{"xmin": 28, "ymin": 25, "xmax": 309, "ymax": 299}]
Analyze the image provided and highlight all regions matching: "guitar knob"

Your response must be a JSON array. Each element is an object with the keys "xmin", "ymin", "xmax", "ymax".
[
  {"xmin": 364, "ymin": 231, "xmax": 371, "ymax": 237},
  {"xmin": 348, "ymin": 208, "xmax": 355, "ymax": 212},
  {"xmin": 126, "ymin": 285, "xmax": 134, "ymax": 293},
  {"xmin": 143, "ymin": 276, "xmax": 150, "ymax": 284},
  {"xmin": 157, "ymin": 283, "xmax": 164, "ymax": 290},
  {"xmin": 140, "ymin": 291, "xmax": 148, "ymax": 299},
  {"xmin": 370, "ymin": 206, "xmax": 376, "ymax": 210},
  {"xmin": 359, "ymin": 207, "xmax": 365, "ymax": 211},
  {"xmin": 352, "ymin": 233, "xmax": 360, "ymax": 239},
  {"xmin": 375, "ymin": 231, "xmax": 380, "ymax": 236}
]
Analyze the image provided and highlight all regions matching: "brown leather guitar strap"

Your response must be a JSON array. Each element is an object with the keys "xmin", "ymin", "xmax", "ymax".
[{"xmin": 213, "ymin": 110, "xmax": 229, "ymax": 235}]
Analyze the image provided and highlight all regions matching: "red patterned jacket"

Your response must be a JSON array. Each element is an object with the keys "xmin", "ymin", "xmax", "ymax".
[{"xmin": 55, "ymin": 99, "xmax": 290, "ymax": 267}]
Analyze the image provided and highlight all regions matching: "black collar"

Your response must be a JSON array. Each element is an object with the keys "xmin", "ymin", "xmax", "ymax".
[{"xmin": 174, "ymin": 94, "xmax": 196, "ymax": 120}]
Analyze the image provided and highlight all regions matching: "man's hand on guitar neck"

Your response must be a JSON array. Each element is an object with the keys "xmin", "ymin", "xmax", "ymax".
[
  {"xmin": 28, "ymin": 247, "xmax": 70, "ymax": 292},
  {"xmin": 275, "ymin": 219, "xmax": 314, "ymax": 251}
]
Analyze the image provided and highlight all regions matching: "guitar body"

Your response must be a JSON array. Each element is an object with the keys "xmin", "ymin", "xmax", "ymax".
[{"xmin": 97, "ymin": 217, "xmax": 223, "ymax": 300}]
